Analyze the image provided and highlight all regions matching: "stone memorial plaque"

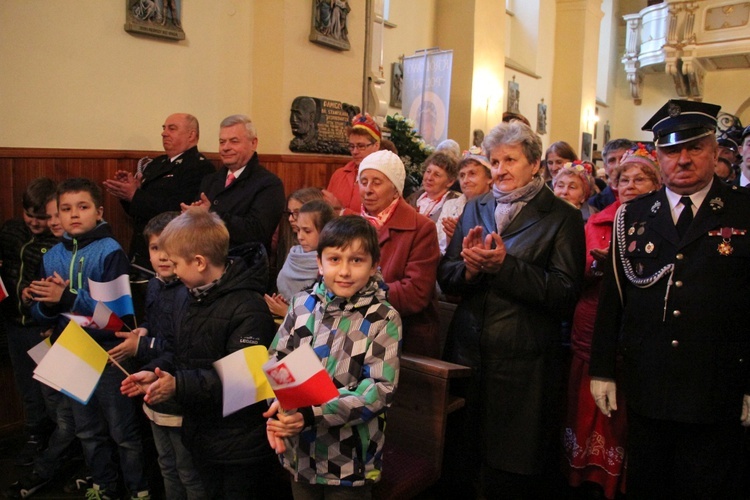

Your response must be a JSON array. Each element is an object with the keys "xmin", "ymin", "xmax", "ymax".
[{"xmin": 290, "ymin": 96, "xmax": 359, "ymax": 154}]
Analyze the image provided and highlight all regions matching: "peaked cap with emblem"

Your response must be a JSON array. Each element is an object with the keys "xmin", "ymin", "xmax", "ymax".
[{"xmin": 642, "ymin": 99, "xmax": 721, "ymax": 147}]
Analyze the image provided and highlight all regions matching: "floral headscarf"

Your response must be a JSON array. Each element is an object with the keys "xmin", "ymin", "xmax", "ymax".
[{"xmin": 554, "ymin": 160, "xmax": 597, "ymax": 199}]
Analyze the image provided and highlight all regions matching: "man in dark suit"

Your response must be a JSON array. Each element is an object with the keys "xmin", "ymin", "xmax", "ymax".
[
  {"xmin": 184, "ymin": 114, "xmax": 284, "ymax": 254},
  {"xmin": 590, "ymin": 99, "xmax": 750, "ymax": 498},
  {"xmin": 104, "ymin": 113, "xmax": 215, "ymax": 270}
]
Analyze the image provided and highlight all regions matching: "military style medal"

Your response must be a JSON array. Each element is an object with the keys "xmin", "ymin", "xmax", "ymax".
[
  {"xmin": 708, "ymin": 227, "xmax": 747, "ymax": 256},
  {"xmin": 717, "ymin": 240, "xmax": 733, "ymax": 256}
]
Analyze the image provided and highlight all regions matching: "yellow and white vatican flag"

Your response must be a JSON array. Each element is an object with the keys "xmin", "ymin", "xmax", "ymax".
[
  {"xmin": 33, "ymin": 321, "xmax": 108, "ymax": 404},
  {"xmin": 214, "ymin": 345, "xmax": 275, "ymax": 417},
  {"xmin": 27, "ymin": 337, "xmax": 53, "ymax": 365}
]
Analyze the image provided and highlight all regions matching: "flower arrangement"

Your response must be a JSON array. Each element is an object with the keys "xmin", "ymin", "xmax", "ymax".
[{"xmin": 384, "ymin": 114, "xmax": 434, "ymax": 189}]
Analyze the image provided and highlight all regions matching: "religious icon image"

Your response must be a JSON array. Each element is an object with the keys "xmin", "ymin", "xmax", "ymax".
[
  {"xmin": 581, "ymin": 132, "xmax": 593, "ymax": 162},
  {"xmin": 310, "ymin": 0, "xmax": 351, "ymax": 51},
  {"xmin": 604, "ymin": 120, "xmax": 611, "ymax": 145},
  {"xmin": 390, "ymin": 62, "xmax": 403, "ymax": 109},
  {"xmin": 507, "ymin": 76, "xmax": 520, "ymax": 114},
  {"xmin": 537, "ymin": 99, "xmax": 547, "ymax": 135},
  {"xmin": 124, "ymin": 0, "xmax": 185, "ymax": 40}
]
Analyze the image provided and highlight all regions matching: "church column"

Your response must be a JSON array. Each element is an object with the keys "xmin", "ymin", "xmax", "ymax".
[
  {"xmin": 435, "ymin": 0, "xmax": 505, "ymax": 148},
  {"xmin": 550, "ymin": 0, "xmax": 603, "ymax": 154}
]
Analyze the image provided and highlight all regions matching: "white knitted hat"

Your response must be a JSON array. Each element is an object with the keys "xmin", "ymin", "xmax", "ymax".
[{"xmin": 357, "ymin": 150, "xmax": 406, "ymax": 194}]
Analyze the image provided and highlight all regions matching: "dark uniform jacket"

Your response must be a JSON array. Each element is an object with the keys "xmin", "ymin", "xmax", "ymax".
[
  {"xmin": 199, "ymin": 152, "xmax": 285, "ymax": 255},
  {"xmin": 590, "ymin": 179, "xmax": 750, "ymax": 423},
  {"xmin": 438, "ymin": 187, "xmax": 585, "ymax": 474},
  {"xmin": 121, "ymin": 145, "xmax": 215, "ymax": 268}
]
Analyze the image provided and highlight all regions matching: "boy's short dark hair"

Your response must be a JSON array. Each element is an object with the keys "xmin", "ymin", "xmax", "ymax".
[
  {"xmin": 57, "ymin": 177, "xmax": 103, "ymax": 207},
  {"xmin": 299, "ymin": 200, "xmax": 336, "ymax": 232},
  {"xmin": 159, "ymin": 208, "xmax": 229, "ymax": 266},
  {"xmin": 143, "ymin": 211, "xmax": 181, "ymax": 240},
  {"xmin": 317, "ymin": 215, "xmax": 380, "ymax": 263},
  {"xmin": 23, "ymin": 178, "xmax": 57, "ymax": 213}
]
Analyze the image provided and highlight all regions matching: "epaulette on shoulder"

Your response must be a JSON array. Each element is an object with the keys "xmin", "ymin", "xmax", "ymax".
[{"xmin": 729, "ymin": 184, "xmax": 750, "ymax": 197}]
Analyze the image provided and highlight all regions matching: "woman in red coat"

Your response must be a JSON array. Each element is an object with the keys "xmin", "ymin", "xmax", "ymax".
[
  {"xmin": 356, "ymin": 150, "xmax": 441, "ymax": 357},
  {"xmin": 563, "ymin": 143, "xmax": 661, "ymax": 498},
  {"xmin": 323, "ymin": 113, "xmax": 381, "ymax": 213}
]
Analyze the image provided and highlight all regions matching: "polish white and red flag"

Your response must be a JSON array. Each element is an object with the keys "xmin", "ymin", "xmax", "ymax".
[
  {"xmin": 0, "ymin": 275, "xmax": 8, "ymax": 302},
  {"xmin": 262, "ymin": 343, "xmax": 339, "ymax": 411},
  {"xmin": 62, "ymin": 301, "xmax": 125, "ymax": 332}
]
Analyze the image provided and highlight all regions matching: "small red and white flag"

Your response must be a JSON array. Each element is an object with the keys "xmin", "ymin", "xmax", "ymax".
[
  {"xmin": 63, "ymin": 302, "xmax": 125, "ymax": 332},
  {"xmin": 0, "ymin": 275, "xmax": 8, "ymax": 302},
  {"xmin": 262, "ymin": 343, "xmax": 339, "ymax": 411}
]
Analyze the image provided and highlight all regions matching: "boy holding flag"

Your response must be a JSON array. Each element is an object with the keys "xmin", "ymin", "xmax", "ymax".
[
  {"xmin": 121, "ymin": 209, "xmax": 288, "ymax": 499},
  {"xmin": 264, "ymin": 215, "xmax": 402, "ymax": 499},
  {"xmin": 29, "ymin": 178, "xmax": 149, "ymax": 500}
]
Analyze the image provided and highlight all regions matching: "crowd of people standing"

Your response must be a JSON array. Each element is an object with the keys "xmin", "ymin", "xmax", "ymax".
[{"xmin": 2, "ymin": 99, "xmax": 750, "ymax": 499}]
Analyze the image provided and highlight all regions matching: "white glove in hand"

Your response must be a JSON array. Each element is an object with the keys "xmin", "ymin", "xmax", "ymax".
[
  {"xmin": 741, "ymin": 394, "xmax": 750, "ymax": 427},
  {"xmin": 590, "ymin": 377, "xmax": 617, "ymax": 417}
]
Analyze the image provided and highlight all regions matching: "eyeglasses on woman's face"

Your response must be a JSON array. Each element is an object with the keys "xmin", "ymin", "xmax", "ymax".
[
  {"xmin": 348, "ymin": 142, "xmax": 375, "ymax": 152},
  {"xmin": 283, "ymin": 210, "xmax": 300, "ymax": 221}
]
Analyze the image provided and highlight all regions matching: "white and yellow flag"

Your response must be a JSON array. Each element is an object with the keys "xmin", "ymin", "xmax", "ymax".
[
  {"xmin": 214, "ymin": 345, "xmax": 275, "ymax": 417},
  {"xmin": 33, "ymin": 321, "xmax": 108, "ymax": 404}
]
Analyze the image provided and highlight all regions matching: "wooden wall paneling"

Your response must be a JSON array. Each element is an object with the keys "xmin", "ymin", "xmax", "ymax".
[
  {"xmin": 0, "ymin": 147, "xmax": 350, "ymax": 436},
  {"xmin": 0, "ymin": 158, "xmax": 15, "ymax": 222},
  {"xmin": 0, "ymin": 148, "xmax": 350, "ymax": 252}
]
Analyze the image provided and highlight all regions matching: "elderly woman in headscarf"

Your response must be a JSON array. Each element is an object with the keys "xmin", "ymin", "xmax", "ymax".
[
  {"xmin": 438, "ymin": 120, "xmax": 585, "ymax": 497},
  {"xmin": 563, "ymin": 143, "xmax": 661, "ymax": 499},
  {"xmin": 323, "ymin": 113, "xmax": 381, "ymax": 213},
  {"xmin": 553, "ymin": 161, "xmax": 599, "ymax": 222},
  {"xmin": 357, "ymin": 150, "xmax": 441, "ymax": 357}
]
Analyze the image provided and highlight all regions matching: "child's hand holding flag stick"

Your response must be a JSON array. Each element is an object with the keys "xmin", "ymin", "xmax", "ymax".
[
  {"xmin": 120, "ymin": 369, "xmax": 158, "ymax": 397},
  {"xmin": 263, "ymin": 402, "xmax": 305, "ymax": 454}
]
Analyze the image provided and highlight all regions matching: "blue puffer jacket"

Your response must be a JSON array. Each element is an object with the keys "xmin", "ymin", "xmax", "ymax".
[{"xmin": 32, "ymin": 221, "xmax": 134, "ymax": 348}]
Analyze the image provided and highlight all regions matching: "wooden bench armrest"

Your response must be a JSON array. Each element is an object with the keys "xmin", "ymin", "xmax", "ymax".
[{"xmin": 400, "ymin": 353, "xmax": 472, "ymax": 379}]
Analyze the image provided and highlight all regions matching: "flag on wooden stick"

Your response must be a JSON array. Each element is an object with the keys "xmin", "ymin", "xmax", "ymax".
[
  {"xmin": 262, "ymin": 343, "xmax": 339, "ymax": 411},
  {"xmin": 33, "ymin": 321, "xmax": 108, "ymax": 404},
  {"xmin": 214, "ymin": 345, "xmax": 276, "ymax": 417}
]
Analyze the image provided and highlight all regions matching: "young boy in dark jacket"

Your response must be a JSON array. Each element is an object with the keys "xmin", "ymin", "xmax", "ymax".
[
  {"xmin": 0, "ymin": 178, "xmax": 58, "ymax": 465},
  {"xmin": 121, "ymin": 208, "xmax": 289, "ymax": 499},
  {"xmin": 110, "ymin": 211, "xmax": 204, "ymax": 499}
]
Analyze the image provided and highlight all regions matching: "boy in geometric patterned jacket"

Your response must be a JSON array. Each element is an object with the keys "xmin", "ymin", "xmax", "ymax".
[{"xmin": 265, "ymin": 215, "xmax": 402, "ymax": 499}]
